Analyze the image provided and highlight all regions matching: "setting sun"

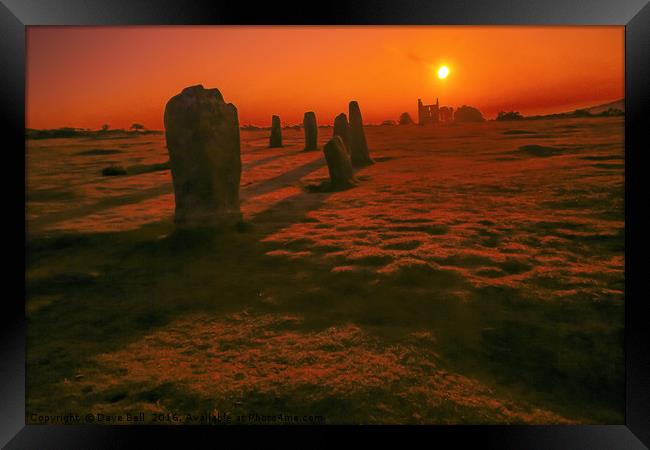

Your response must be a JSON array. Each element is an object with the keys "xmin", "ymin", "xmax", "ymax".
[{"xmin": 26, "ymin": 26, "xmax": 623, "ymax": 128}]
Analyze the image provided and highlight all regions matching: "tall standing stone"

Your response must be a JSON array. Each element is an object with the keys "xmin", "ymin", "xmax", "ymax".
[
  {"xmin": 269, "ymin": 115, "xmax": 282, "ymax": 148},
  {"xmin": 348, "ymin": 101, "xmax": 373, "ymax": 166},
  {"xmin": 303, "ymin": 111, "xmax": 318, "ymax": 151},
  {"xmin": 332, "ymin": 113, "xmax": 350, "ymax": 154},
  {"xmin": 164, "ymin": 85, "xmax": 242, "ymax": 229},
  {"xmin": 323, "ymin": 136, "xmax": 356, "ymax": 189}
]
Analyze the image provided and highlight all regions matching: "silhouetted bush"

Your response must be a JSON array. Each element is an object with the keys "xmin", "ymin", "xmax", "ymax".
[
  {"xmin": 240, "ymin": 124, "xmax": 261, "ymax": 131},
  {"xmin": 398, "ymin": 112, "xmax": 414, "ymax": 125},
  {"xmin": 573, "ymin": 109, "xmax": 591, "ymax": 118},
  {"xmin": 454, "ymin": 105, "xmax": 485, "ymax": 123},
  {"xmin": 496, "ymin": 111, "xmax": 524, "ymax": 121}
]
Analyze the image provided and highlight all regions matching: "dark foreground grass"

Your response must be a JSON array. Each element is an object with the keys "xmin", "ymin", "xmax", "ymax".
[{"xmin": 26, "ymin": 213, "xmax": 623, "ymax": 424}]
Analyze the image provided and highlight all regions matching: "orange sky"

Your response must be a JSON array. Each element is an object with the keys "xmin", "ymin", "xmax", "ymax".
[{"xmin": 26, "ymin": 26, "xmax": 624, "ymax": 129}]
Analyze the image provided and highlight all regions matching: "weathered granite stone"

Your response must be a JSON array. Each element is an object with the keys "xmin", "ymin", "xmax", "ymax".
[
  {"xmin": 303, "ymin": 111, "xmax": 318, "ymax": 151},
  {"xmin": 332, "ymin": 113, "xmax": 351, "ymax": 154},
  {"xmin": 348, "ymin": 101, "xmax": 373, "ymax": 166},
  {"xmin": 269, "ymin": 115, "xmax": 282, "ymax": 148},
  {"xmin": 323, "ymin": 136, "xmax": 356, "ymax": 189},
  {"xmin": 163, "ymin": 84, "xmax": 242, "ymax": 229}
]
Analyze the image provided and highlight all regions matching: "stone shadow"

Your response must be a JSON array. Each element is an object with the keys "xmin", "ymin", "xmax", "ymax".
[
  {"xmin": 28, "ymin": 154, "xmax": 326, "ymax": 234},
  {"xmin": 26, "ymin": 155, "xmax": 336, "ymax": 404}
]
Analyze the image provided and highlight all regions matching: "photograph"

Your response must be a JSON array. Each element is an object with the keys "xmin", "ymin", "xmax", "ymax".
[{"xmin": 25, "ymin": 25, "xmax": 625, "ymax": 426}]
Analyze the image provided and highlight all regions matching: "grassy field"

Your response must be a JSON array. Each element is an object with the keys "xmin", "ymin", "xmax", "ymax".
[{"xmin": 26, "ymin": 117, "xmax": 624, "ymax": 424}]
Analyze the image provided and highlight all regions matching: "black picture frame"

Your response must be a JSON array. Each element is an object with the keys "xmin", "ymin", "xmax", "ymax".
[{"xmin": 3, "ymin": 0, "xmax": 649, "ymax": 447}]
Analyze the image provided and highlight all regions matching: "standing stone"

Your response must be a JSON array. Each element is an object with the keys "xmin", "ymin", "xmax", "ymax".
[
  {"xmin": 303, "ymin": 111, "xmax": 318, "ymax": 151},
  {"xmin": 332, "ymin": 113, "xmax": 351, "ymax": 154},
  {"xmin": 269, "ymin": 115, "xmax": 282, "ymax": 148},
  {"xmin": 163, "ymin": 85, "xmax": 242, "ymax": 229},
  {"xmin": 323, "ymin": 136, "xmax": 356, "ymax": 189},
  {"xmin": 348, "ymin": 101, "xmax": 373, "ymax": 166}
]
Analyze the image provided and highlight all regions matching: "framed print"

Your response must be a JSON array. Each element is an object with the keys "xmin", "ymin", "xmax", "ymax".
[{"xmin": 2, "ymin": 0, "xmax": 649, "ymax": 447}]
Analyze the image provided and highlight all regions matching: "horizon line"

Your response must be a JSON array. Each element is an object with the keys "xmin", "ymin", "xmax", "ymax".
[{"xmin": 26, "ymin": 96, "xmax": 624, "ymax": 131}]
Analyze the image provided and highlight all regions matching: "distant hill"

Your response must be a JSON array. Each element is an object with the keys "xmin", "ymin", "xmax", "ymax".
[
  {"xmin": 582, "ymin": 99, "xmax": 624, "ymax": 115},
  {"xmin": 496, "ymin": 99, "xmax": 624, "ymax": 121},
  {"xmin": 552, "ymin": 99, "xmax": 625, "ymax": 117}
]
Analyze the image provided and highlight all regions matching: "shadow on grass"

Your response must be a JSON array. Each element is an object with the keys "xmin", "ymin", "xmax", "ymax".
[
  {"xmin": 26, "ymin": 183, "xmax": 624, "ymax": 423},
  {"xmin": 25, "ymin": 187, "xmax": 333, "ymax": 410}
]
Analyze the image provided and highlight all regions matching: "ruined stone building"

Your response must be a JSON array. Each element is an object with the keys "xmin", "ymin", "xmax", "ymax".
[
  {"xmin": 439, "ymin": 106, "xmax": 453, "ymax": 122},
  {"xmin": 417, "ymin": 98, "xmax": 454, "ymax": 125}
]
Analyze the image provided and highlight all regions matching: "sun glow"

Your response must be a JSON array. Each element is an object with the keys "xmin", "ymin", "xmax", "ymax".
[
  {"xmin": 437, "ymin": 65, "xmax": 450, "ymax": 79},
  {"xmin": 26, "ymin": 27, "xmax": 624, "ymax": 128}
]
